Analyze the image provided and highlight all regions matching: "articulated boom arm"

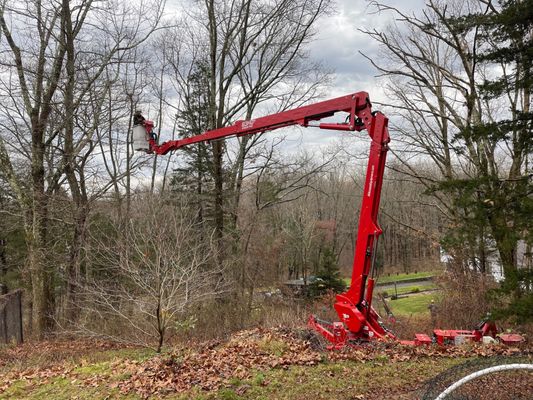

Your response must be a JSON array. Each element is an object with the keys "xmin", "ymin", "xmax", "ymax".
[
  {"xmin": 133, "ymin": 91, "xmax": 391, "ymax": 348},
  {"xmin": 326, "ymin": 103, "xmax": 392, "ymax": 345},
  {"xmin": 135, "ymin": 92, "xmax": 375, "ymax": 154}
]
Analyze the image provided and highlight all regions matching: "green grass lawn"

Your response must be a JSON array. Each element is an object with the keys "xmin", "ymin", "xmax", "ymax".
[{"xmin": 389, "ymin": 293, "xmax": 439, "ymax": 316}]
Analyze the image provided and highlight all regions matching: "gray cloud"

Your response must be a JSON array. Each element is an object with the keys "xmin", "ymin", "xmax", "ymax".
[{"xmin": 310, "ymin": 0, "xmax": 424, "ymax": 101}]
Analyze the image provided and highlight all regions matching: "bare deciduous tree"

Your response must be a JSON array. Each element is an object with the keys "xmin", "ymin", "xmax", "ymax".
[
  {"xmin": 161, "ymin": 0, "xmax": 333, "ymax": 250},
  {"xmin": 0, "ymin": 0, "xmax": 163, "ymax": 336},
  {"xmin": 77, "ymin": 196, "xmax": 226, "ymax": 352}
]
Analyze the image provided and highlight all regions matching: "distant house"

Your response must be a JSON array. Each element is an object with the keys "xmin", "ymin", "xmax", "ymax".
[
  {"xmin": 439, "ymin": 247, "xmax": 453, "ymax": 264},
  {"xmin": 284, "ymin": 276, "xmax": 321, "ymax": 296},
  {"xmin": 440, "ymin": 240, "xmax": 531, "ymax": 282}
]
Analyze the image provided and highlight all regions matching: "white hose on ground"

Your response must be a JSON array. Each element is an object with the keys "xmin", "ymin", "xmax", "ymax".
[{"xmin": 434, "ymin": 363, "xmax": 533, "ymax": 400}]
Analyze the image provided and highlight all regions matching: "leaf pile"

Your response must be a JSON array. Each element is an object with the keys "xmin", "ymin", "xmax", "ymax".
[
  {"xmin": 117, "ymin": 328, "xmax": 322, "ymax": 397},
  {"xmin": 0, "ymin": 339, "xmax": 133, "ymax": 394},
  {"xmin": 328, "ymin": 341, "xmax": 530, "ymax": 363},
  {"xmin": 0, "ymin": 360, "xmax": 121, "ymax": 393},
  {"xmin": 0, "ymin": 338, "xmax": 124, "ymax": 368},
  {"xmin": 118, "ymin": 328, "xmax": 532, "ymax": 398},
  {"xmin": 0, "ymin": 329, "xmax": 530, "ymax": 398}
]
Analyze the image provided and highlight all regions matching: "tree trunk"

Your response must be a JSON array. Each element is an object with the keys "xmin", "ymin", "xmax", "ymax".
[
  {"xmin": 211, "ymin": 140, "xmax": 225, "ymax": 252},
  {"xmin": 488, "ymin": 207, "xmax": 518, "ymax": 293},
  {"xmin": 65, "ymin": 205, "xmax": 88, "ymax": 321},
  {"xmin": 29, "ymin": 130, "xmax": 52, "ymax": 337}
]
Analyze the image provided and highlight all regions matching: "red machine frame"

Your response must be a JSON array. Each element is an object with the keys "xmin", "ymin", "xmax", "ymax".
[{"xmin": 134, "ymin": 91, "xmax": 522, "ymax": 348}]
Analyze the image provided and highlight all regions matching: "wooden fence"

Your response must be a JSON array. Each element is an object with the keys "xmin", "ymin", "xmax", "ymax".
[{"xmin": 0, "ymin": 289, "xmax": 23, "ymax": 344}]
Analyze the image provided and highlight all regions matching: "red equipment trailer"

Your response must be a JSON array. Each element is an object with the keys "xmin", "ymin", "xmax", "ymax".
[{"xmin": 133, "ymin": 91, "xmax": 522, "ymax": 348}]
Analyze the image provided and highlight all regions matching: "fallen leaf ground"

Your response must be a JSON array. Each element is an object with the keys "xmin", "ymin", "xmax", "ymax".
[{"xmin": 0, "ymin": 329, "xmax": 531, "ymax": 399}]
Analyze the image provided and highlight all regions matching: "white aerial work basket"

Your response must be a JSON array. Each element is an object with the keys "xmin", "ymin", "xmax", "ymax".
[{"xmin": 133, "ymin": 124, "xmax": 150, "ymax": 152}]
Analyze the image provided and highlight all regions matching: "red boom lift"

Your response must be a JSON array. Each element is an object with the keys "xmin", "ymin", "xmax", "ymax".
[{"xmin": 133, "ymin": 91, "xmax": 523, "ymax": 348}]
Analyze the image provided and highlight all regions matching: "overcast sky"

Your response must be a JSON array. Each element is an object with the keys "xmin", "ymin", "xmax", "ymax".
[
  {"xmin": 263, "ymin": 0, "xmax": 425, "ymax": 156},
  {"xmin": 146, "ymin": 0, "xmax": 426, "ymax": 178},
  {"xmin": 310, "ymin": 0, "xmax": 424, "ymax": 97}
]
